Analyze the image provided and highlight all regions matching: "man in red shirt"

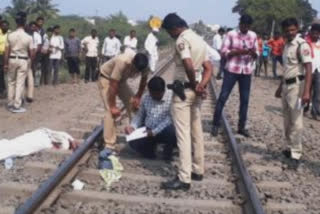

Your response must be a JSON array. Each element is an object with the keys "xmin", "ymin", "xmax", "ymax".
[{"xmin": 268, "ymin": 32, "xmax": 285, "ymax": 78}]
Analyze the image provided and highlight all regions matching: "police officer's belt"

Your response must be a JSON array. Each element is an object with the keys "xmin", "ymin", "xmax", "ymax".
[
  {"xmin": 285, "ymin": 75, "xmax": 304, "ymax": 85},
  {"xmin": 10, "ymin": 55, "xmax": 28, "ymax": 60},
  {"xmin": 100, "ymin": 73, "xmax": 110, "ymax": 80}
]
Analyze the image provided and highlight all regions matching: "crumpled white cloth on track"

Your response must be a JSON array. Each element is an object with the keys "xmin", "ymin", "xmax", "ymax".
[{"xmin": 0, "ymin": 128, "xmax": 74, "ymax": 161}]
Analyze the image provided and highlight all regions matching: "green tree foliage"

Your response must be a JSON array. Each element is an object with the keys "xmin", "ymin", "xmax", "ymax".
[
  {"xmin": 5, "ymin": 0, "xmax": 59, "ymax": 19},
  {"xmin": 232, "ymin": 0, "xmax": 317, "ymax": 34}
]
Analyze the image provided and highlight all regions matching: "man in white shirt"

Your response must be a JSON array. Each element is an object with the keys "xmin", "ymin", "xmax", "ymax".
[
  {"xmin": 213, "ymin": 28, "xmax": 225, "ymax": 80},
  {"xmin": 101, "ymin": 29, "xmax": 121, "ymax": 63},
  {"xmin": 49, "ymin": 25, "xmax": 64, "ymax": 85},
  {"xmin": 144, "ymin": 28, "xmax": 159, "ymax": 73},
  {"xmin": 81, "ymin": 29, "xmax": 99, "ymax": 82},
  {"xmin": 124, "ymin": 30, "xmax": 138, "ymax": 53}
]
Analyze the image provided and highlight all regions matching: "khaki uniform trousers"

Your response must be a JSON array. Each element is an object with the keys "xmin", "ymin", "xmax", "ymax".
[
  {"xmin": 171, "ymin": 89, "xmax": 204, "ymax": 183},
  {"xmin": 281, "ymin": 80, "xmax": 304, "ymax": 160},
  {"xmin": 7, "ymin": 58, "xmax": 28, "ymax": 108},
  {"xmin": 98, "ymin": 76, "xmax": 134, "ymax": 149},
  {"xmin": 27, "ymin": 60, "xmax": 34, "ymax": 99}
]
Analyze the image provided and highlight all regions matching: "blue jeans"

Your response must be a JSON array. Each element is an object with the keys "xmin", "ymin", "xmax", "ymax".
[
  {"xmin": 129, "ymin": 124, "xmax": 177, "ymax": 159},
  {"xmin": 213, "ymin": 71, "xmax": 252, "ymax": 129},
  {"xmin": 272, "ymin": 55, "xmax": 283, "ymax": 78}
]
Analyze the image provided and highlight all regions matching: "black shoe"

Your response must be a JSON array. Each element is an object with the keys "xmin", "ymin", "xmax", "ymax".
[
  {"xmin": 161, "ymin": 177, "xmax": 190, "ymax": 191},
  {"xmin": 238, "ymin": 129, "xmax": 250, "ymax": 138},
  {"xmin": 191, "ymin": 173, "xmax": 203, "ymax": 181},
  {"xmin": 211, "ymin": 126, "xmax": 219, "ymax": 137},
  {"xmin": 216, "ymin": 75, "xmax": 222, "ymax": 80},
  {"xmin": 26, "ymin": 97, "xmax": 33, "ymax": 103}
]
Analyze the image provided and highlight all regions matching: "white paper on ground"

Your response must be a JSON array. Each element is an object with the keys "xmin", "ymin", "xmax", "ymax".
[
  {"xmin": 126, "ymin": 127, "xmax": 148, "ymax": 142},
  {"xmin": 72, "ymin": 179, "xmax": 85, "ymax": 190},
  {"xmin": 0, "ymin": 128, "xmax": 74, "ymax": 161}
]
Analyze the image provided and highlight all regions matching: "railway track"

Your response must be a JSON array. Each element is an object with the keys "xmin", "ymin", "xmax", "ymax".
[{"xmin": 0, "ymin": 54, "xmax": 306, "ymax": 214}]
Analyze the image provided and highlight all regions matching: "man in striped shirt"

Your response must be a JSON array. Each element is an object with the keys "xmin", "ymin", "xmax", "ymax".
[{"xmin": 212, "ymin": 14, "xmax": 258, "ymax": 138}]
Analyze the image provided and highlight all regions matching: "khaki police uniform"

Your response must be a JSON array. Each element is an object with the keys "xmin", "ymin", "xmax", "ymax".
[
  {"xmin": 173, "ymin": 29, "xmax": 208, "ymax": 183},
  {"xmin": 98, "ymin": 50, "xmax": 148, "ymax": 149},
  {"xmin": 6, "ymin": 28, "xmax": 33, "ymax": 108},
  {"xmin": 282, "ymin": 35, "xmax": 312, "ymax": 160}
]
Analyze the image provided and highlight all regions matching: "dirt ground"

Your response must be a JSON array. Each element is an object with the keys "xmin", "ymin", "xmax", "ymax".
[
  {"xmin": 0, "ymin": 81, "xmax": 101, "ymax": 139},
  {"xmin": 221, "ymin": 74, "xmax": 320, "ymax": 213}
]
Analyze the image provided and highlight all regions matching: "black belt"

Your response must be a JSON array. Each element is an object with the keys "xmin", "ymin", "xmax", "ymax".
[
  {"xmin": 285, "ymin": 75, "xmax": 304, "ymax": 85},
  {"xmin": 99, "ymin": 73, "xmax": 110, "ymax": 80},
  {"xmin": 10, "ymin": 56, "xmax": 28, "ymax": 60}
]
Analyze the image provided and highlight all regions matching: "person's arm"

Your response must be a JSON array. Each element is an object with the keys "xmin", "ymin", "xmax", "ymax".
[
  {"xmin": 60, "ymin": 37, "xmax": 64, "ymax": 50},
  {"xmin": 302, "ymin": 62, "xmax": 312, "ymax": 104},
  {"xmin": 300, "ymin": 43, "xmax": 313, "ymax": 105},
  {"xmin": 136, "ymin": 74, "xmax": 148, "ymax": 98},
  {"xmin": 101, "ymin": 38, "xmax": 106, "ymax": 56},
  {"xmin": 130, "ymin": 97, "xmax": 146, "ymax": 129},
  {"xmin": 248, "ymin": 36, "xmax": 259, "ymax": 59}
]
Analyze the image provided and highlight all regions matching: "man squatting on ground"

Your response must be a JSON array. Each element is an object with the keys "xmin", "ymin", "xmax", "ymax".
[{"xmin": 125, "ymin": 76, "xmax": 177, "ymax": 161}]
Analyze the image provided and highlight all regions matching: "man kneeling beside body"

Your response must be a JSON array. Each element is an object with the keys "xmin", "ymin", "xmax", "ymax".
[{"xmin": 125, "ymin": 77, "xmax": 177, "ymax": 160}]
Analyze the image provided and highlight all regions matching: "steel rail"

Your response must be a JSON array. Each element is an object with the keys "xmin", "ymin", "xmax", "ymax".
[
  {"xmin": 209, "ymin": 78, "xmax": 265, "ymax": 214},
  {"xmin": 15, "ymin": 54, "xmax": 175, "ymax": 214}
]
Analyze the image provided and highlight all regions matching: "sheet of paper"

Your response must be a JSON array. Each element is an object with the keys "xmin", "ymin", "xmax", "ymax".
[{"xmin": 126, "ymin": 127, "xmax": 148, "ymax": 142}]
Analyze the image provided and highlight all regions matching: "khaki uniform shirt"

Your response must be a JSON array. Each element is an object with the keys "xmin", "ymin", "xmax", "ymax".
[
  {"xmin": 6, "ymin": 28, "xmax": 33, "ymax": 57},
  {"xmin": 283, "ymin": 36, "xmax": 312, "ymax": 79},
  {"xmin": 174, "ymin": 29, "xmax": 209, "ymax": 82},
  {"xmin": 100, "ymin": 49, "xmax": 148, "ymax": 83}
]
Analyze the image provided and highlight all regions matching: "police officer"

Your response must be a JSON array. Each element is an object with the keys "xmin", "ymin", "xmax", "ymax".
[
  {"xmin": 4, "ymin": 12, "xmax": 34, "ymax": 113},
  {"xmin": 275, "ymin": 18, "xmax": 312, "ymax": 163},
  {"xmin": 161, "ymin": 13, "xmax": 213, "ymax": 190},
  {"xmin": 98, "ymin": 49, "xmax": 149, "ymax": 153}
]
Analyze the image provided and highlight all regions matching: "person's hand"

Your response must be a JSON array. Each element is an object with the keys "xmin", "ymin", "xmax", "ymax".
[
  {"xmin": 275, "ymin": 86, "xmax": 282, "ymax": 98},
  {"xmin": 130, "ymin": 96, "xmax": 141, "ymax": 110},
  {"xmin": 110, "ymin": 106, "xmax": 121, "ymax": 118},
  {"xmin": 301, "ymin": 91, "xmax": 311, "ymax": 106},
  {"xmin": 125, "ymin": 126, "xmax": 135, "ymax": 135},
  {"xmin": 195, "ymin": 83, "xmax": 206, "ymax": 97}
]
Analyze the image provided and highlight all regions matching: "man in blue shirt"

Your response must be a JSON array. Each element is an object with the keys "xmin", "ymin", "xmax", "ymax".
[{"xmin": 125, "ymin": 77, "xmax": 176, "ymax": 160}]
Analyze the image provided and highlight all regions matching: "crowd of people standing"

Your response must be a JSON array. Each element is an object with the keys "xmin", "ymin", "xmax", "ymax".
[{"xmin": 0, "ymin": 13, "xmax": 160, "ymax": 113}]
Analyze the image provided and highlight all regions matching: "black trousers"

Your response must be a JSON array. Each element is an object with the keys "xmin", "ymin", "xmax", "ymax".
[
  {"xmin": 85, "ymin": 57, "xmax": 98, "ymax": 81},
  {"xmin": 128, "ymin": 125, "xmax": 177, "ymax": 159},
  {"xmin": 40, "ymin": 54, "xmax": 50, "ymax": 85},
  {"xmin": 67, "ymin": 57, "xmax": 80, "ymax": 74},
  {"xmin": 0, "ymin": 55, "xmax": 5, "ymax": 93}
]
